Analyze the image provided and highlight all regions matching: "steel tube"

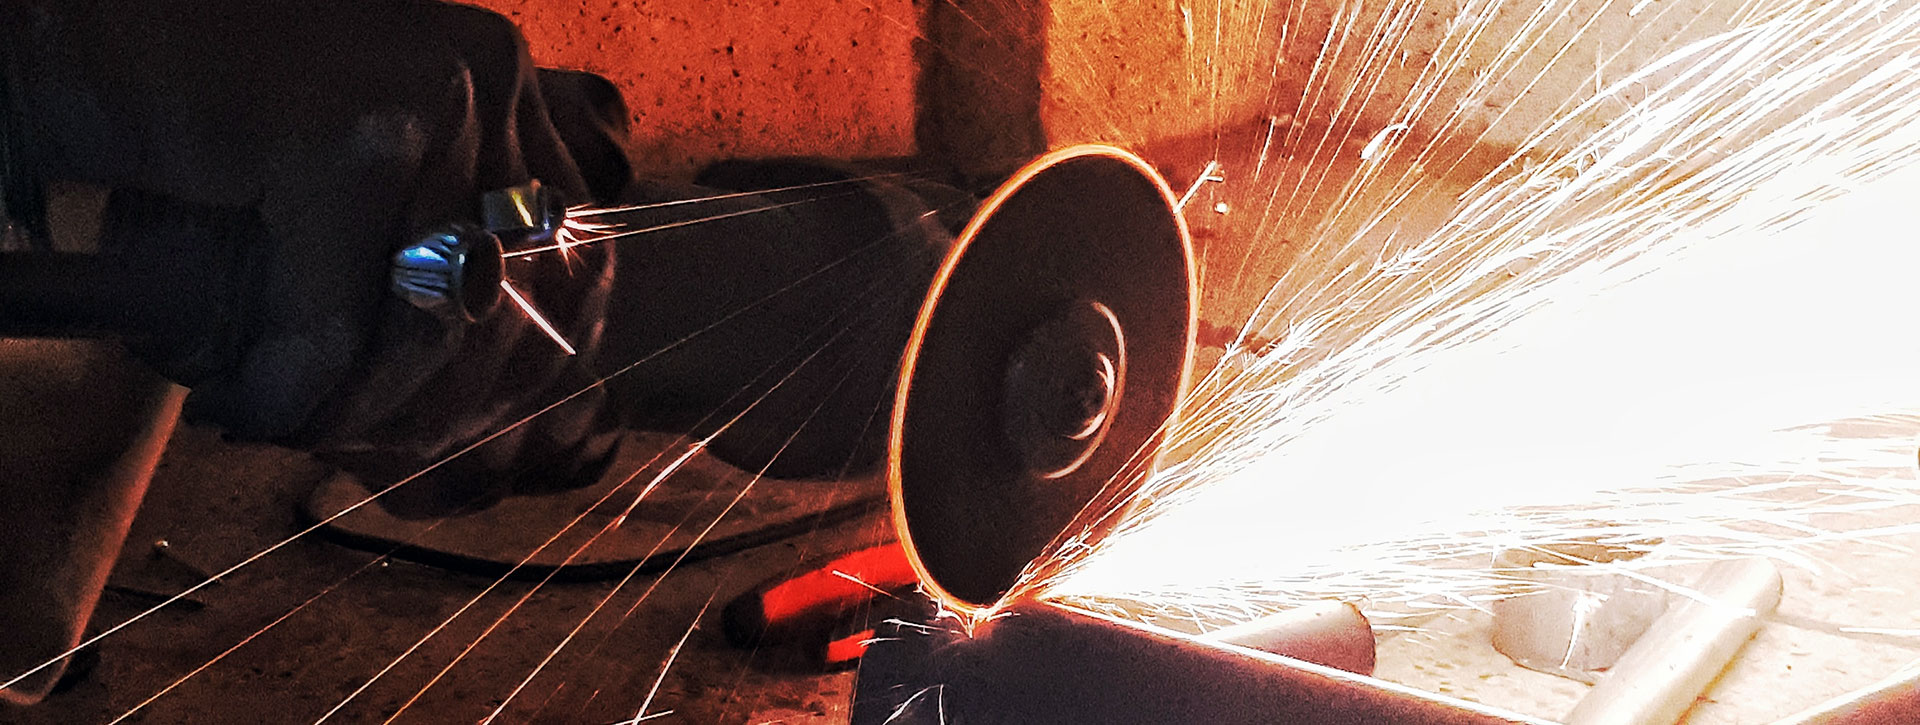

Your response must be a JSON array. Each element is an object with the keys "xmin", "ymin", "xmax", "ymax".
[
  {"xmin": 1564, "ymin": 557, "xmax": 1784, "ymax": 725},
  {"xmin": 854, "ymin": 599, "xmax": 1547, "ymax": 725},
  {"xmin": 1201, "ymin": 600, "xmax": 1378, "ymax": 676}
]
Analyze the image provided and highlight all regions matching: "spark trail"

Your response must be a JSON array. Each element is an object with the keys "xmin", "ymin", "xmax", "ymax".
[
  {"xmin": 463, "ymin": 274, "xmax": 908, "ymax": 723},
  {"xmin": 1028, "ymin": 0, "xmax": 1920, "ymax": 633}
]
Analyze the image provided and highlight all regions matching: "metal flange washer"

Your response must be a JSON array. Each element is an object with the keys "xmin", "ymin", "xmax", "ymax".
[{"xmin": 887, "ymin": 145, "xmax": 1197, "ymax": 612}]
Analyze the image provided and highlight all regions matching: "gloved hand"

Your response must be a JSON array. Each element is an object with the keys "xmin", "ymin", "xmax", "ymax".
[
  {"xmin": 3, "ymin": 0, "xmax": 629, "ymax": 446},
  {"xmin": 0, "ymin": 9, "xmax": 644, "ymax": 704}
]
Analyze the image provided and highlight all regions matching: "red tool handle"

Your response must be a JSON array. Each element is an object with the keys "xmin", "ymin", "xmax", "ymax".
[{"xmin": 723, "ymin": 541, "xmax": 917, "ymax": 650}]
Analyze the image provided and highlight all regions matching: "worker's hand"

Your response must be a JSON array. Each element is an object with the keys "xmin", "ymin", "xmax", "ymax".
[{"xmin": 4, "ymin": 0, "xmax": 628, "ymax": 441}]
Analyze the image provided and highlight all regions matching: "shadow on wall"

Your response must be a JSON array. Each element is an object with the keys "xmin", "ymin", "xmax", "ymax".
[{"xmin": 466, "ymin": 0, "xmax": 1047, "ymax": 181}]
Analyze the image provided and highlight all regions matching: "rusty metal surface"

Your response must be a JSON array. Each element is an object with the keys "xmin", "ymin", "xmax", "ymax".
[{"xmin": 854, "ymin": 600, "xmax": 1547, "ymax": 725}]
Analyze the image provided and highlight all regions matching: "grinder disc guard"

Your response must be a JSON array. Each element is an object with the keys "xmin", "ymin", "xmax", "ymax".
[{"xmin": 888, "ymin": 145, "xmax": 1195, "ymax": 611}]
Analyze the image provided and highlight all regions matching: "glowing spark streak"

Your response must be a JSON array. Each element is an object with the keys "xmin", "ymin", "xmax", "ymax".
[
  {"xmin": 519, "ymin": 209, "xmax": 971, "ymax": 720},
  {"xmin": 474, "ymin": 495, "xmax": 715, "ymax": 725},
  {"xmin": 1233, "ymin": 0, "xmax": 1467, "ymax": 294},
  {"xmin": 556, "ymin": 217, "xmax": 619, "ymax": 258},
  {"xmin": 1176, "ymin": 160, "xmax": 1226, "ymax": 212},
  {"xmin": 562, "ymin": 217, "xmax": 620, "ymax": 238},
  {"xmin": 1253, "ymin": 115, "xmax": 1282, "ymax": 180},
  {"xmin": 833, "ymin": 569, "xmax": 903, "ymax": 600},
  {"xmin": 567, "ymin": 172, "xmax": 912, "ymax": 217},
  {"xmin": 626, "ymin": 596, "xmax": 713, "ymax": 725},
  {"xmin": 1360, "ymin": 122, "xmax": 1410, "ymax": 161},
  {"xmin": 883, "ymin": 685, "xmax": 946, "ymax": 725},
  {"xmin": 500, "ymin": 280, "xmax": 576, "ymax": 355},
  {"xmin": 1369, "ymin": 0, "xmax": 1712, "ymax": 234},
  {"xmin": 315, "ymin": 444, "xmax": 698, "ymax": 724},
  {"xmin": 482, "ymin": 451, "xmax": 780, "ymax": 723},
  {"xmin": 883, "ymin": 618, "xmax": 941, "ymax": 635},
  {"xmin": 372, "ymin": 452, "xmax": 714, "ymax": 725},
  {"xmin": 1179, "ymin": 4, "xmax": 1193, "ymax": 49},
  {"xmin": 108, "ymin": 555, "xmax": 391, "ymax": 724},
  {"xmin": 1277, "ymin": 0, "xmax": 1674, "ymax": 305},
  {"xmin": 115, "ymin": 509, "xmax": 486, "ymax": 721},
  {"xmin": 505, "ymin": 192, "xmax": 861, "ymax": 259},
  {"xmin": 403, "ymin": 276, "xmax": 886, "ymax": 722},
  {"xmin": 440, "ymin": 448, "xmax": 714, "ymax": 725},
  {"xmin": 1271, "ymin": 0, "xmax": 1423, "ymax": 226},
  {"xmin": 1838, "ymin": 627, "xmax": 1920, "ymax": 637}
]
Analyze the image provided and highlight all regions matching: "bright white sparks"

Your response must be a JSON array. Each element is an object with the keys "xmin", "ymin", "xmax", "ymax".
[
  {"xmin": 500, "ymin": 279, "xmax": 578, "ymax": 356},
  {"xmin": 1035, "ymin": 0, "xmax": 1920, "ymax": 627},
  {"xmin": 1360, "ymin": 122, "xmax": 1410, "ymax": 161}
]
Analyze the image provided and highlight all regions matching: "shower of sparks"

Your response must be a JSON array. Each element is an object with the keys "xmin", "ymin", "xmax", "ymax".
[
  {"xmin": 500, "ymin": 279, "xmax": 578, "ymax": 355},
  {"xmin": 458, "ymin": 450, "xmax": 720, "ymax": 725},
  {"xmin": 314, "ymin": 443, "xmax": 704, "ymax": 724},
  {"xmin": 349, "ymin": 264, "xmax": 904, "ymax": 723},
  {"xmin": 505, "ymin": 190, "xmax": 865, "ymax": 259},
  {"xmin": 553, "ymin": 213, "xmax": 622, "ymax": 262},
  {"xmin": 1019, "ymin": 0, "xmax": 1920, "ymax": 632},
  {"xmin": 473, "ymin": 269, "xmax": 911, "ymax": 721}
]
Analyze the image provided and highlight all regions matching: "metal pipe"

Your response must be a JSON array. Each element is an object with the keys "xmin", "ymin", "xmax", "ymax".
[
  {"xmin": 1564, "ymin": 557, "xmax": 1784, "ymax": 725},
  {"xmin": 1201, "ymin": 600, "xmax": 1377, "ymax": 676},
  {"xmin": 854, "ymin": 599, "xmax": 1547, "ymax": 725}
]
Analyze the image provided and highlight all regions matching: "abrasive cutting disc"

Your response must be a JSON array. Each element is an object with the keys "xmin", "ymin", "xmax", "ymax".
[{"xmin": 889, "ymin": 145, "xmax": 1195, "ymax": 611}]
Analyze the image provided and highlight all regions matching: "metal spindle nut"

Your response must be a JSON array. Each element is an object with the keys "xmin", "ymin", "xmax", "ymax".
[{"xmin": 390, "ymin": 223, "xmax": 504, "ymax": 323}]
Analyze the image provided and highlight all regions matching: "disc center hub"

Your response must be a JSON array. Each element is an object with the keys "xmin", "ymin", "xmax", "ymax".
[{"xmin": 1001, "ymin": 300, "xmax": 1127, "ymax": 479}]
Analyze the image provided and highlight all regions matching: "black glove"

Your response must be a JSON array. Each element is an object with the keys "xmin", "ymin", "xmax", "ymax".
[{"xmin": 3, "ymin": 0, "xmax": 623, "ymax": 445}]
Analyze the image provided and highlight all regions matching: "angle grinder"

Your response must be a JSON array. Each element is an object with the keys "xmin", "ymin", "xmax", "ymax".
[{"xmin": 887, "ymin": 144, "xmax": 1197, "ymax": 613}]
